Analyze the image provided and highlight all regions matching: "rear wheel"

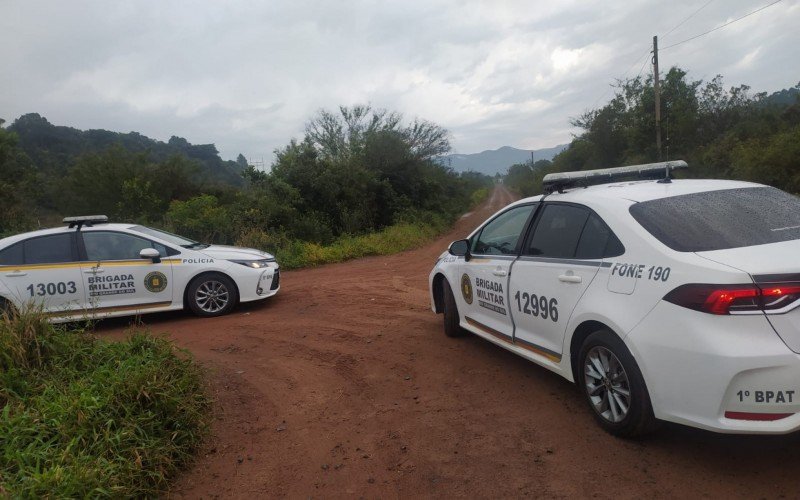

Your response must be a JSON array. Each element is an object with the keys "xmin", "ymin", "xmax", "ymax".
[
  {"xmin": 578, "ymin": 329, "xmax": 658, "ymax": 437},
  {"xmin": 187, "ymin": 273, "xmax": 238, "ymax": 317},
  {"xmin": 442, "ymin": 280, "xmax": 466, "ymax": 337}
]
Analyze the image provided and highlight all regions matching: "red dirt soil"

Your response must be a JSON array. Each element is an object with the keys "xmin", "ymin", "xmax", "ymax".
[{"xmin": 98, "ymin": 186, "xmax": 800, "ymax": 498}]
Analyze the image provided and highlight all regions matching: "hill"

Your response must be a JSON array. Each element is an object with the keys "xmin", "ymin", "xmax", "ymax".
[
  {"xmin": 6, "ymin": 113, "xmax": 247, "ymax": 186},
  {"xmin": 762, "ymin": 85, "xmax": 799, "ymax": 107},
  {"xmin": 439, "ymin": 144, "xmax": 568, "ymax": 175}
]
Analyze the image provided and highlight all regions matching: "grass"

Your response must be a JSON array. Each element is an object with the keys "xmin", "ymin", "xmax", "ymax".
[
  {"xmin": 271, "ymin": 189, "xmax": 494, "ymax": 270},
  {"xmin": 236, "ymin": 207, "xmax": 460, "ymax": 270},
  {"xmin": 272, "ymin": 221, "xmax": 442, "ymax": 269},
  {"xmin": 470, "ymin": 187, "xmax": 490, "ymax": 207},
  {"xmin": 0, "ymin": 309, "xmax": 209, "ymax": 497}
]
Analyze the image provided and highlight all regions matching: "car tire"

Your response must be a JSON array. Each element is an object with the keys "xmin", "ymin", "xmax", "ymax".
[
  {"xmin": 0, "ymin": 298, "xmax": 15, "ymax": 319},
  {"xmin": 442, "ymin": 280, "xmax": 466, "ymax": 338},
  {"xmin": 186, "ymin": 273, "xmax": 238, "ymax": 317},
  {"xmin": 578, "ymin": 329, "xmax": 659, "ymax": 438}
]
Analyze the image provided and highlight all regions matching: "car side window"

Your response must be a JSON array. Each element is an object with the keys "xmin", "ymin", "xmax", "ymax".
[
  {"xmin": 0, "ymin": 242, "xmax": 24, "ymax": 265},
  {"xmin": 83, "ymin": 231, "xmax": 167, "ymax": 261},
  {"xmin": 575, "ymin": 214, "xmax": 625, "ymax": 259},
  {"xmin": 24, "ymin": 234, "xmax": 76, "ymax": 264},
  {"xmin": 472, "ymin": 204, "xmax": 535, "ymax": 256},
  {"xmin": 527, "ymin": 204, "xmax": 590, "ymax": 258},
  {"xmin": 527, "ymin": 205, "xmax": 625, "ymax": 259}
]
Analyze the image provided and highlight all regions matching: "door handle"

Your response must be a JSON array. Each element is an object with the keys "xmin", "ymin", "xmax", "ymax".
[
  {"xmin": 558, "ymin": 274, "xmax": 582, "ymax": 284},
  {"xmin": 85, "ymin": 268, "xmax": 105, "ymax": 274},
  {"xmin": 492, "ymin": 269, "xmax": 507, "ymax": 277},
  {"xmin": 4, "ymin": 271, "xmax": 27, "ymax": 277}
]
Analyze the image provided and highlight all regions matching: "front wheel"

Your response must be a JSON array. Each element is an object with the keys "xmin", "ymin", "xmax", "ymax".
[
  {"xmin": 0, "ymin": 298, "xmax": 16, "ymax": 319},
  {"xmin": 442, "ymin": 280, "xmax": 466, "ymax": 337},
  {"xmin": 578, "ymin": 329, "xmax": 658, "ymax": 437},
  {"xmin": 186, "ymin": 273, "xmax": 238, "ymax": 317}
]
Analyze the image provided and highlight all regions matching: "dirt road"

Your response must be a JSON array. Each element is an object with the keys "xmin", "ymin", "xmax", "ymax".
[{"xmin": 100, "ymin": 185, "xmax": 800, "ymax": 498}]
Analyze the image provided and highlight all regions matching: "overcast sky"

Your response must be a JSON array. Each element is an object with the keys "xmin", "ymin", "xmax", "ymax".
[{"xmin": 2, "ymin": 0, "xmax": 798, "ymax": 162}]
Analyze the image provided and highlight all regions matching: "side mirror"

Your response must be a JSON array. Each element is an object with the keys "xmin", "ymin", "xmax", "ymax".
[
  {"xmin": 448, "ymin": 239, "xmax": 470, "ymax": 258},
  {"xmin": 140, "ymin": 248, "xmax": 161, "ymax": 263}
]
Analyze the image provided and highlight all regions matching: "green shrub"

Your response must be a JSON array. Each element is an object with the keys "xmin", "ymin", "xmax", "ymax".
[
  {"xmin": 235, "ymin": 228, "xmax": 292, "ymax": 253},
  {"xmin": 166, "ymin": 194, "xmax": 232, "ymax": 243},
  {"xmin": 273, "ymin": 220, "xmax": 442, "ymax": 269},
  {"xmin": 0, "ymin": 310, "xmax": 209, "ymax": 497},
  {"xmin": 470, "ymin": 187, "xmax": 489, "ymax": 206}
]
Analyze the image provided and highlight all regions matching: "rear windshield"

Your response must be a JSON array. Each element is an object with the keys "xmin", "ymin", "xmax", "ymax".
[{"xmin": 629, "ymin": 187, "xmax": 800, "ymax": 252}]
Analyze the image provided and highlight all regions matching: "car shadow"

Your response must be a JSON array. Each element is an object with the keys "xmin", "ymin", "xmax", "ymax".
[
  {"xmin": 458, "ymin": 333, "xmax": 800, "ymax": 474},
  {"xmin": 89, "ymin": 295, "xmax": 281, "ymax": 333}
]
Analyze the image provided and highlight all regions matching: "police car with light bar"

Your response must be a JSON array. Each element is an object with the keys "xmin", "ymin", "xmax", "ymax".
[
  {"xmin": 0, "ymin": 216, "xmax": 280, "ymax": 321},
  {"xmin": 429, "ymin": 161, "xmax": 800, "ymax": 436}
]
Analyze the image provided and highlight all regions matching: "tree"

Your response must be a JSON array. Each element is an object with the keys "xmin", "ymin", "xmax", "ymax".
[
  {"xmin": 0, "ymin": 124, "xmax": 39, "ymax": 235},
  {"xmin": 236, "ymin": 154, "xmax": 249, "ymax": 168},
  {"xmin": 166, "ymin": 195, "xmax": 232, "ymax": 243},
  {"xmin": 534, "ymin": 66, "xmax": 800, "ymax": 196}
]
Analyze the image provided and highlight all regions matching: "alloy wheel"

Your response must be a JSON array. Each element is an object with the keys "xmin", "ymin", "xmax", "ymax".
[
  {"xmin": 195, "ymin": 280, "xmax": 230, "ymax": 313},
  {"xmin": 584, "ymin": 346, "xmax": 632, "ymax": 423}
]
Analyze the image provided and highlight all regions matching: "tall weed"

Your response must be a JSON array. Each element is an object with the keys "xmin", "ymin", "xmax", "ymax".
[{"xmin": 0, "ymin": 311, "xmax": 209, "ymax": 497}]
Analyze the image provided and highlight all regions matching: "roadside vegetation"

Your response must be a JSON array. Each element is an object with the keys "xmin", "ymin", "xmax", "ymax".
[
  {"xmin": 240, "ymin": 183, "xmax": 491, "ymax": 270},
  {"xmin": 0, "ymin": 310, "xmax": 208, "ymax": 497},
  {"xmin": 0, "ymin": 106, "xmax": 493, "ymax": 267},
  {"xmin": 258, "ymin": 214, "xmax": 448, "ymax": 270},
  {"xmin": 0, "ymin": 106, "xmax": 491, "ymax": 494},
  {"xmin": 504, "ymin": 68, "xmax": 800, "ymax": 195}
]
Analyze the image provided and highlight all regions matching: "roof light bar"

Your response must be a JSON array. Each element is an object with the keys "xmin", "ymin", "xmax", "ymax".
[
  {"xmin": 542, "ymin": 160, "xmax": 688, "ymax": 193},
  {"xmin": 62, "ymin": 215, "xmax": 109, "ymax": 228}
]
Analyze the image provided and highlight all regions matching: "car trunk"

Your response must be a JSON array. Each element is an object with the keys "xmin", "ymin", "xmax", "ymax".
[{"xmin": 698, "ymin": 239, "xmax": 800, "ymax": 354}]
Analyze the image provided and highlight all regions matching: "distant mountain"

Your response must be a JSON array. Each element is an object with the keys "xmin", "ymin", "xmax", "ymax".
[
  {"xmin": 762, "ymin": 85, "xmax": 800, "ymax": 107},
  {"xmin": 7, "ymin": 113, "xmax": 247, "ymax": 186},
  {"xmin": 439, "ymin": 144, "xmax": 568, "ymax": 175}
]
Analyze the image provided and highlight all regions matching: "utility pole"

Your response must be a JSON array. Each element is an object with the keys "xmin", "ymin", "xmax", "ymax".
[
  {"xmin": 530, "ymin": 151, "xmax": 534, "ymax": 166},
  {"xmin": 652, "ymin": 35, "xmax": 662, "ymax": 160}
]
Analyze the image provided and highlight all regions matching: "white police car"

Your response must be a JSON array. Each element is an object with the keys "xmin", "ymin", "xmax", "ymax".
[
  {"xmin": 0, "ymin": 216, "xmax": 280, "ymax": 321},
  {"xmin": 430, "ymin": 161, "xmax": 800, "ymax": 436}
]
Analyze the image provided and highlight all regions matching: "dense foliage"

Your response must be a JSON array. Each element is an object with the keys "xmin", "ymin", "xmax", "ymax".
[
  {"xmin": 504, "ymin": 69, "xmax": 800, "ymax": 196},
  {"xmin": 0, "ymin": 311, "xmax": 208, "ymax": 496},
  {"xmin": 0, "ymin": 107, "xmax": 491, "ymax": 261}
]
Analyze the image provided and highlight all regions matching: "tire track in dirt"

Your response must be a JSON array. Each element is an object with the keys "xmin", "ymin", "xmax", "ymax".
[{"xmin": 98, "ymin": 185, "xmax": 800, "ymax": 499}]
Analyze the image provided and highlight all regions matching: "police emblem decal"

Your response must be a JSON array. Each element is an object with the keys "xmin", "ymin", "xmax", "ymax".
[
  {"xmin": 144, "ymin": 271, "xmax": 168, "ymax": 293},
  {"xmin": 461, "ymin": 273, "xmax": 473, "ymax": 304}
]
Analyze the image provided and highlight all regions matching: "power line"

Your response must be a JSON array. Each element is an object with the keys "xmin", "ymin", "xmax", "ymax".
[
  {"xmin": 589, "ymin": 47, "xmax": 651, "ymax": 109},
  {"xmin": 623, "ymin": 49, "xmax": 654, "ymax": 81},
  {"xmin": 663, "ymin": 0, "xmax": 714, "ymax": 37},
  {"xmin": 661, "ymin": 0, "xmax": 784, "ymax": 51},
  {"xmin": 635, "ymin": 50, "xmax": 651, "ymax": 80},
  {"xmin": 587, "ymin": 0, "xmax": 717, "ymax": 110}
]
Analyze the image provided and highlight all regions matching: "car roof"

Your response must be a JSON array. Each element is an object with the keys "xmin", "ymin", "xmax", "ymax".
[
  {"xmin": 511, "ymin": 178, "xmax": 764, "ymax": 207},
  {"xmin": 0, "ymin": 223, "xmax": 137, "ymax": 248}
]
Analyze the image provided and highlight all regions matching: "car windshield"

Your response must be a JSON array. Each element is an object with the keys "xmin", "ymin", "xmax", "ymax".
[
  {"xmin": 130, "ymin": 225, "xmax": 208, "ymax": 249},
  {"xmin": 629, "ymin": 186, "xmax": 800, "ymax": 252}
]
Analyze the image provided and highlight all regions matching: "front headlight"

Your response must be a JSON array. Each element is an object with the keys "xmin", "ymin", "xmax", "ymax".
[{"xmin": 230, "ymin": 258, "xmax": 275, "ymax": 269}]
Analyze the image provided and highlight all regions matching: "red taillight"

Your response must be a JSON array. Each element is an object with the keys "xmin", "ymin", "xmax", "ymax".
[
  {"xmin": 703, "ymin": 287, "xmax": 760, "ymax": 315},
  {"xmin": 760, "ymin": 285, "xmax": 800, "ymax": 311},
  {"xmin": 664, "ymin": 283, "xmax": 800, "ymax": 315}
]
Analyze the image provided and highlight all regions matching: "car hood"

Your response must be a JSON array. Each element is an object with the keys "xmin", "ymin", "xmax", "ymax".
[{"xmin": 197, "ymin": 245, "xmax": 275, "ymax": 262}]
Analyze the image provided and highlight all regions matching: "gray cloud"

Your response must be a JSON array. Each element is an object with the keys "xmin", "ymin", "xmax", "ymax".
[{"xmin": 2, "ymin": 0, "xmax": 797, "ymax": 162}]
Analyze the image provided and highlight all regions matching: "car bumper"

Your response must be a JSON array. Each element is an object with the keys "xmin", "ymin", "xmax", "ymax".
[
  {"xmin": 235, "ymin": 264, "xmax": 281, "ymax": 303},
  {"xmin": 428, "ymin": 267, "xmax": 438, "ymax": 313},
  {"xmin": 627, "ymin": 301, "xmax": 800, "ymax": 434}
]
